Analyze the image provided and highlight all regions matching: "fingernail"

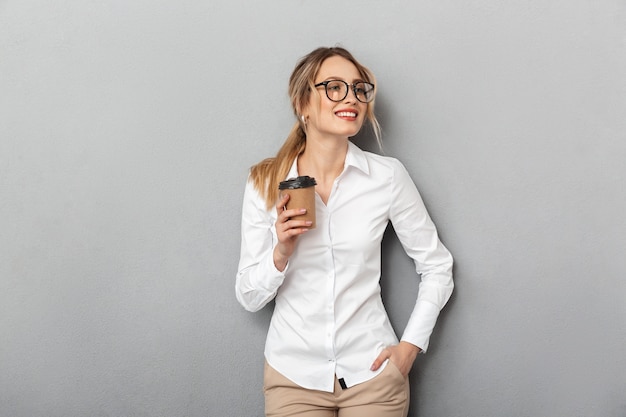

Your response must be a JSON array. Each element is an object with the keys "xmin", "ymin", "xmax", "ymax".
[{"xmin": 299, "ymin": 209, "xmax": 306, "ymax": 214}]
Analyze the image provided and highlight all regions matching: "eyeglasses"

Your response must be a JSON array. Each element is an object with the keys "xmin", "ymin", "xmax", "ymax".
[{"xmin": 314, "ymin": 80, "xmax": 376, "ymax": 103}]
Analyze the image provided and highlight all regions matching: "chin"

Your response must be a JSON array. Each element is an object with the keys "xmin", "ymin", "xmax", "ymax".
[
  {"xmin": 340, "ymin": 125, "xmax": 364, "ymax": 138},
  {"xmin": 348, "ymin": 128, "xmax": 363, "ymax": 137}
]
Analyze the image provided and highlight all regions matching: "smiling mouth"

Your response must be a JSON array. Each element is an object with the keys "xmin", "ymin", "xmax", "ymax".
[{"xmin": 335, "ymin": 111, "xmax": 357, "ymax": 118}]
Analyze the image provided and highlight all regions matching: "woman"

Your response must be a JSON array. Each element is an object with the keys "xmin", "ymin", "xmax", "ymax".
[{"xmin": 236, "ymin": 46, "xmax": 454, "ymax": 417}]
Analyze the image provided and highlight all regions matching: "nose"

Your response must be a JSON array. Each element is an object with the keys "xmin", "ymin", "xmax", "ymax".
[{"xmin": 344, "ymin": 86, "xmax": 359, "ymax": 103}]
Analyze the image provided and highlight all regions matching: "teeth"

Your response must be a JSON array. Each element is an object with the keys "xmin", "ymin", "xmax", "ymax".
[{"xmin": 336, "ymin": 112, "xmax": 357, "ymax": 118}]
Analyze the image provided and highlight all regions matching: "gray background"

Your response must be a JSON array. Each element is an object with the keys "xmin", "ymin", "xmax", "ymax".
[{"xmin": 1, "ymin": 1, "xmax": 625, "ymax": 416}]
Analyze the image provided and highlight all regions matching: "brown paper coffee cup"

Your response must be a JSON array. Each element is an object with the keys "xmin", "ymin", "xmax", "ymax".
[{"xmin": 279, "ymin": 176, "xmax": 317, "ymax": 229}]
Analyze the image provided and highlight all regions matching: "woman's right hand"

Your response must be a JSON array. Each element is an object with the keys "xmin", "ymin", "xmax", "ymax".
[{"xmin": 273, "ymin": 193, "xmax": 312, "ymax": 271}]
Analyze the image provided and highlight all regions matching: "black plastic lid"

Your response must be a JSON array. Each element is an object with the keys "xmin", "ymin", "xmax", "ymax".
[{"xmin": 278, "ymin": 176, "xmax": 317, "ymax": 190}]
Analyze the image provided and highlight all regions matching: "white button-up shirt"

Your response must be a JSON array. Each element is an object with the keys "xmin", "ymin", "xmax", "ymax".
[{"xmin": 236, "ymin": 142, "xmax": 453, "ymax": 392}]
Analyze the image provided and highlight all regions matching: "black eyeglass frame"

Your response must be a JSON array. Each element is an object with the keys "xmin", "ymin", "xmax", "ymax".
[{"xmin": 314, "ymin": 80, "xmax": 376, "ymax": 103}]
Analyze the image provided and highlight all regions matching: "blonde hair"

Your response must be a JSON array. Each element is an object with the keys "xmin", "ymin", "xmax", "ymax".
[{"xmin": 250, "ymin": 46, "xmax": 381, "ymax": 209}]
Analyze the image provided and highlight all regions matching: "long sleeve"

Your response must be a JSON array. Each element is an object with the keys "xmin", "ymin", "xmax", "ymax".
[
  {"xmin": 235, "ymin": 178, "xmax": 286, "ymax": 312},
  {"xmin": 237, "ymin": 144, "xmax": 454, "ymax": 392},
  {"xmin": 388, "ymin": 159, "xmax": 454, "ymax": 352}
]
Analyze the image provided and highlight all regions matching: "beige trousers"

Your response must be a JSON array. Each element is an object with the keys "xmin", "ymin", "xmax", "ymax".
[{"xmin": 264, "ymin": 361, "xmax": 410, "ymax": 417}]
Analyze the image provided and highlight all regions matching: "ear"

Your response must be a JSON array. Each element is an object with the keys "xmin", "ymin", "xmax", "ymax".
[
  {"xmin": 295, "ymin": 102, "xmax": 305, "ymax": 119},
  {"xmin": 297, "ymin": 90, "xmax": 316, "ymax": 119},
  {"xmin": 297, "ymin": 104, "xmax": 310, "ymax": 123}
]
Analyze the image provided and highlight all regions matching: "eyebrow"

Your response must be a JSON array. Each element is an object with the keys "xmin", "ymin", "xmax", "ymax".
[{"xmin": 318, "ymin": 76, "xmax": 366, "ymax": 83}]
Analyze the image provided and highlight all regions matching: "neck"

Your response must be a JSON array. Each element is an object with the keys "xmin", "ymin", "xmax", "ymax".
[{"xmin": 297, "ymin": 135, "xmax": 348, "ymax": 184}]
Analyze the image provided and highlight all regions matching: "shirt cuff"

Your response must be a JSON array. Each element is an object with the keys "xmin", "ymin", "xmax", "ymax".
[
  {"xmin": 256, "ymin": 251, "xmax": 288, "ymax": 292},
  {"xmin": 401, "ymin": 301, "xmax": 441, "ymax": 353}
]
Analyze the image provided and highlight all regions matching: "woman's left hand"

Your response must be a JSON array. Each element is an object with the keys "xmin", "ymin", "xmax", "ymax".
[{"xmin": 370, "ymin": 341, "xmax": 422, "ymax": 377}]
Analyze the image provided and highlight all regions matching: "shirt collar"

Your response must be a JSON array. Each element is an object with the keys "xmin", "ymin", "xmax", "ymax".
[
  {"xmin": 287, "ymin": 141, "xmax": 370, "ymax": 179},
  {"xmin": 345, "ymin": 141, "xmax": 370, "ymax": 175}
]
